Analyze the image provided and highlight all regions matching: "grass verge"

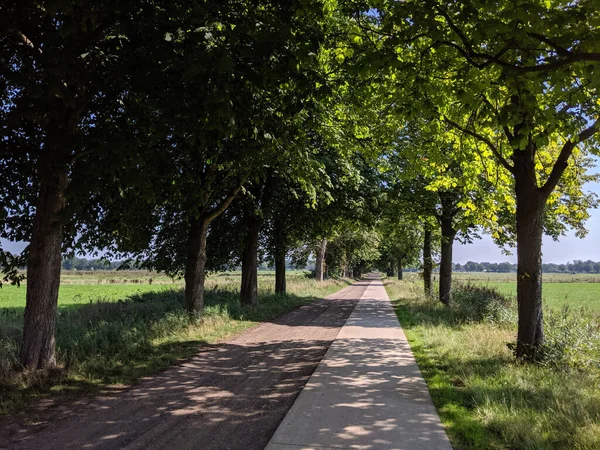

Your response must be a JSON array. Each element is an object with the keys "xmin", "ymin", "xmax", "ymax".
[
  {"xmin": 385, "ymin": 279, "xmax": 600, "ymax": 450},
  {"xmin": 0, "ymin": 274, "xmax": 351, "ymax": 417}
]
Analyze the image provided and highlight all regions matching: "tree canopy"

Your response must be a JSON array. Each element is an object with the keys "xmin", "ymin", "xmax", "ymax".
[{"xmin": 1, "ymin": 0, "xmax": 598, "ymax": 368}]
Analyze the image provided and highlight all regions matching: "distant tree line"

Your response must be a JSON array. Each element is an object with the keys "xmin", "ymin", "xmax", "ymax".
[
  {"xmin": 60, "ymin": 257, "xmax": 304, "ymax": 272},
  {"xmin": 455, "ymin": 260, "xmax": 600, "ymax": 274},
  {"xmin": 60, "ymin": 256, "xmax": 600, "ymax": 274},
  {"xmin": 61, "ymin": 257, "xmax": 123, "ymax": 271}
]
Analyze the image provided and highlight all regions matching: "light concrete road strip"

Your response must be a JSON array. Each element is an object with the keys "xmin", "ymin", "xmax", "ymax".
[{"xmin": 266, "ymin": 275, "xmax": 453, "ymax": 450}]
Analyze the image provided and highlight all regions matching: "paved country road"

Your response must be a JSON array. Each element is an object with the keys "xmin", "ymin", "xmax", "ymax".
[
  {"xmin": 2, "ymin": 281, "xmax": 368, "ymax": 450},
  {"xmin": 266, "ymin": 275, "xmax": 452, "ymax": 450}
]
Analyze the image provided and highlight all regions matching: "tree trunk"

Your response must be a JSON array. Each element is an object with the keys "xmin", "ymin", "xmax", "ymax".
[
  {"xmin": 241, "ymin": 216, "xmax": 261, "ymax": 306},
  {"xmin": 397, "ymin": 256, "xmax": 403, "ymax": 280},
  {"xmin": 185, "ymin": 218, "xmax": 209, "ymax": 315},
  {"xmin": 184, "ymin": 182, "xmax": 243, "ymax": 316},
  {"xmin": 515, "ymin": 173, "xmax": 545, "ymax": 359},
  {"xmin": 439, "ymin": 219, "xmax": 456, "ymax": 305},
  {"xmin": 423, "ymin": 226, "xmax": 433, "ymax": 296},
  {"xmin": 274, "ymin": 222, "xmax": 286, "ymax": 295},
  {"xmin": 21, "ymin": 167, "xmax": 68, "ymax": 370},
  {"xmin": 315, "ymin": 238, "xmax": 327, "ymax": 282},
  {"xmin": 275, "ymin": 252, "xmax": 286, "ymax": 295},
  {"xmin": 344, "ymin": 258, "xmax": 352, "ymax": 278},
  {"xmin": 358, "ymin": 262, "xmax": 365, "ymax": 277}
]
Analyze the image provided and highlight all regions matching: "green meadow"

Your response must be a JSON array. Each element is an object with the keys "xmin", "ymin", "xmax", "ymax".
[{"xmin": 444, "ymin": 272, "xmax": 600, "ymax": 312}]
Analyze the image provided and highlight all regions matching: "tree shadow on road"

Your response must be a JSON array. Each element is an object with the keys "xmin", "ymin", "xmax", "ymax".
[
  {"xmin": 6, "ymin": 335, "xmax": 446, "ymax": 450},
  {"xmin": 0, "ymin": 282, "xmax": 364, "ymax": 448}
]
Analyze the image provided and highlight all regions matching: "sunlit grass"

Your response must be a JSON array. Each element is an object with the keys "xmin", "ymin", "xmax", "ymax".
[
  {"xmin": 451, "ymin": 272, "xmax": 600, "ymax": 284},
  {"xmin": 422, "ymin": 273, "xmax": 600, "ymax": 312},
  {"xmin": 386, "ymin": 279, "xmax": 600, "ymax": 450},
  {"xmin": 471, "ymin": 281, "xmax": 600, "ymax": 312},
  {"xmin": 0, "ymin": 270, "xmax": 333, "ymax": 309}
]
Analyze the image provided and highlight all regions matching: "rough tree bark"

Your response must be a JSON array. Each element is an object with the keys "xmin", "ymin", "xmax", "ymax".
[
  {"xmin": 515, "ymin": 193, "xmax": 545, "ymax": 358},
  {"xmin": 275, "ymin": 252, "xmax": 286, "ymax": 295},
  {"xmin": 273, "ymin": 221, "xmax": 286, "ymax": 295},
  {"xmin": 185, "ymin": 218, "xmax": 210, "ymax": 315},
  {"xmin": 184, "ymin": 185, "xmax": 243, "ymax": 317},
  {"xmin": 344, "ymin": 253, "xmax": 352, "ymax": 278},
  {"xmin": 397, "ymin": 256, "xmax": 403, "ymax": 280},
  {"xmin": 314, "ymin": 238, "xmax": 327, "ymax": 282},
  {"xmin": 514, "ymin": 149, "xmax": 546, "ymax": 358},
  {"xmin": 20, "ymin": 164, "xmax": 68, "ymax": 369},
  {"xmin": 357, "ymin": 262, "xmax": 365, "ymax": 277},
  {"xmin": 240, "ymin": 215, "xmax": 261, "ymax": 306},
  {"xmin": 439, "ymin": 218, "xmax": 456, "ymax": 305},
  {"xmin": 423, "ymin": 226, "xmax": 433, "ymax": 296}
]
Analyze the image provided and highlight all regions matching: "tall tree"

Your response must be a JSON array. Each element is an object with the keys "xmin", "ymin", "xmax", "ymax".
[
  {"xmin": 383, "ymin": 119, "xmax": 502, "ymax": 304},
  {"xmin": 399, "ymin": 0, "xmax": 600, "ymax": 357},
  {"xmin": 422, "ymin": 224, "xmax": 434, "ymax": 295},
  {"xmin": 0, "ymin": 1, "xmax": 150, "ymax": 369},
  {"xmin": 87, "ymin": 0, "xmax": 334, "ymax": 316},
  {"xmin": 346, "ymin": 1, "xmax": 599, "ymax": 356},
  {"xmin": 239, "ymin": 187, "xmax": 268, "ymax": 307},
  {"xmin": 376, "ymin": 216, "xmax": 422, "ymax": 281}
]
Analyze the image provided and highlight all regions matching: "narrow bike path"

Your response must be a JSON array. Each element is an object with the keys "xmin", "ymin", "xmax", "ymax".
[{"xmin": 266, "ymin": 275, "xmax": 453, "ymax": 450}]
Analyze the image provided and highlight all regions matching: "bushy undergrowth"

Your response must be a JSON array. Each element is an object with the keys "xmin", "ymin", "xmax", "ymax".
[
  {"xmin": 387, "ymin": 280, "xmax": 600, "ymax": 450},
  {"xmin": 542, "ymin": 306, "xmax": 600, "ymax": 372},
  {"xmin": 0, "ymin": 275, "xmax": 350, "ymax": 415},
  {"xmin": 451, "ymin": 283, "xmax": 517, "ymax": 325},
  {"xmin": 448, "ymin": 283, "xmax": 600, "ymax": 372}
]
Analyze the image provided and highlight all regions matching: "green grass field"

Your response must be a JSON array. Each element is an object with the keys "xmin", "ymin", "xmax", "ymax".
[
  {"xmin": 0, "ymin": 270, "xmax": 317, "ymax": 310},
  {"xmin": 1, "ymin": 284, "xmax": 176, "ymax": 310},
  {"xmin": 471, "ymin": 282, "xmax": 600, "ymax": 311},
  {"xmin": 0, "ymin": 270, "xmax": 350, "ymax": 416},
  {"xmin": 451, "ymin": 272, "xmax": 600, "ymax": 284},
  {"xmin": 4, "ymin": 271, "xmax": 598, "ymax": 311},
  {"xmin": 432, "ymin": 272, "xmax": 600, "ymax": 312}
]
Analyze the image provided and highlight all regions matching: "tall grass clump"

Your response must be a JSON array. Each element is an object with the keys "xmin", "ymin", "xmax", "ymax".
[
  {"xmin": 541, "ymin": 306, "xmax": 600, "ymax": 372},
  {"xmin": 452, "ymin": 283, "xmax": 517, "ymax": 324},
  {"xmin": 447, "ymin": 283, "xmax": 600, "ymax": 373}
]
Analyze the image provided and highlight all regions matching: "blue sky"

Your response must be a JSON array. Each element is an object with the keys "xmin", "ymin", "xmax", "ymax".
[
  {"xmin": 454, "ymin": 217, "xmax": 600, "ymax": 264},
  {"xmin": 455, "ymin": 170, "xmax": 600, "ymax": 264}
]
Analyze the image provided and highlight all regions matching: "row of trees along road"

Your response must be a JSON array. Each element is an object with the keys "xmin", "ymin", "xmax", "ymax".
[
  {"xmin": 345, "ymin": 0, "xmax": 600, "ymax": 359},
  {"xmin": 1, "ymin": 0, "xmax": 599, "ymax": 369}
]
